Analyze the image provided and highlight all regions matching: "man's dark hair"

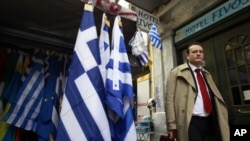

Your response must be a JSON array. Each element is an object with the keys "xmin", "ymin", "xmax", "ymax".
[{"xmin": 186, "ymin": 42, "xmax": 204, "ymax": 54}]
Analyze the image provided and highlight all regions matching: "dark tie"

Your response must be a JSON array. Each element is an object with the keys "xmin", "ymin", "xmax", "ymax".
[{"xmin": 195, "ymin": 69, "xmax": 212, "ymax": 114}]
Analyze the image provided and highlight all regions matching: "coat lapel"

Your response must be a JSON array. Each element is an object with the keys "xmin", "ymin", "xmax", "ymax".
[
  {"xmin": 203, "ymin": 71, "xmax": 225, "ymax": 103},
  {"xmin": 176, "ymin": 63, "xmax": 197, "ymax": 92}
]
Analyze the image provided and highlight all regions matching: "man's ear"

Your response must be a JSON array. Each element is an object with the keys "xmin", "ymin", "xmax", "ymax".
[{"xmin": 186, "ymin": 54, "xmax": 189, "ymax": 61}]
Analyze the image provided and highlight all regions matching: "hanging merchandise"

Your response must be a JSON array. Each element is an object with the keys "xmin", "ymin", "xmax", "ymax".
[
  {"xmin": 99, "ymin": 13, "xmax": 110, "ymax": 84},
  {"xmin": 148, "ymin": 24, "xmax": 162, "ymax": 50},
  {"xmin": 129, "ymin": 28, "xmax": 149, "ymax": 66},
  {"xmin": 106, "ymin": 15, "xmax": 137, "ymax": 141},
  {"xmin": 2, "ymin": 52, "xmax": 27, "ymax": 104},
  {"xmin": 0, "ymin": 51, "xmax": 27, "ymax": 141},
  {"xmin": 0, "ymin": 1, "xmax": 138, "ymax": 140},
  {"xmin": 0, "ymin": 48, "xmax": 70, "ymax": 141},
  {"xmin": 35, "ymin": 53, "xmax": 62, "ymax": 141},
  {"xmin": 56, "ymin": 4, "xmax": 112, "ymax": 141},
  {"xmin": 3, "ymin": 50, "xmax": 46, "ymax": 132},
  {"xmin": 129, "ymin": 28, "xmax": 146, "ymax": 56}
]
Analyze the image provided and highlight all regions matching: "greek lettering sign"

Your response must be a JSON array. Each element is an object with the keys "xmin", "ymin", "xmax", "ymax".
[
  {"xmin": 136, "ymin": 8, "xmax": 159, "ymax": 32},
  {"xmin": 174, "ymin": 0, "xmax": 250, "ymax": 43}
]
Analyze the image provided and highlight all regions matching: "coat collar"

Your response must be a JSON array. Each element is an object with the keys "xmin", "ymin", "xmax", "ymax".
[
  {"xmin": 175, "ymin": 63, "xmax": 210, "ymax": 90},
  {"xmin": 175, "ymin": 63, "xmax": 226, "ymax": 107},
  {"xmin": 176, "ymin": 63, "xmax": 196, "ymax": 90}
]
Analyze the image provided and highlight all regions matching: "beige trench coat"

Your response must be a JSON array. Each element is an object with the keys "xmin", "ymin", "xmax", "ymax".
[{"xmin": 165, "ymin": 63, "xmax": 230, "ymax": 141}]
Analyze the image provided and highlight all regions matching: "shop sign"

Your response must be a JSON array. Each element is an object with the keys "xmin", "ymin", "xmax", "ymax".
[
  {"xmin": 136, "ymin": 8, "xmax": 159, "ymax": 32},
  {"xmin": 174, "ymin": 0, "xmax": 250, "ymax": 43}
]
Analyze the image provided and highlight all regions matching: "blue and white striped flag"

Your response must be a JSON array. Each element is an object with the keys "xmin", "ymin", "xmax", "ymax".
[
  {"xmin": 56, "ymin": 4, "xmax": 111, "ymax": 141},
  {"xmin": 3, "ymin": 51, "xmax": 45, "ymax": 131},
  {"xmin": 99, "ymin": 13, "xmax": 110, "ymax": 84},
  {"xmin": 138, "ymin": 52, "xmax": 149, "ymax": 66},
  {"xmin": 148, "ymin": 24, "xmax": 162, "ymax": 50},
  {"xmin": 105, "ymin": 16, "xmax": 137, "ymax": 141}
]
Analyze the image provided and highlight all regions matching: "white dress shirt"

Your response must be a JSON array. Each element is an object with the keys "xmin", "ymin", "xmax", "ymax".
[{"xmin": 189, "ymin": 63, "xmax": 210, "ymax": 117}]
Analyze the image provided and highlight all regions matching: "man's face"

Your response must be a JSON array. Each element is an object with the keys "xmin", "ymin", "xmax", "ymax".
[{"xmin": 186, "ymin": 44, "xmax": 204, "ymax": 67}]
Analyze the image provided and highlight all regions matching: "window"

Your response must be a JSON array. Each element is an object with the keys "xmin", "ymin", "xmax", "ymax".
[{"xmin": 224, "ymin": 35, "xmax": 250, "ymax": 105}]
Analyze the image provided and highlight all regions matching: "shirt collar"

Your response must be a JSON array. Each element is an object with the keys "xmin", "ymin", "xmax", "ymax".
[{"xmin": 188, "ymin": 63, "xmax": 202, "ymax": 72}]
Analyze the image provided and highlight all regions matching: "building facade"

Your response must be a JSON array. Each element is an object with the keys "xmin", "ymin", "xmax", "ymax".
[{"xmin": 139, "ymin": 0, "xmax": 250, "ymax": 140}]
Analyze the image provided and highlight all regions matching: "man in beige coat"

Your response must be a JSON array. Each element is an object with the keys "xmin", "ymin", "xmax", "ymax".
[{"xmin": 165, "ymin": 42, "xmax": 230, "ymax": 141}]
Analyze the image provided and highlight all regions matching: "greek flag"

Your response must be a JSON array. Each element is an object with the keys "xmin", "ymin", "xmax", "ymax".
[
  {"xmin": 148, "ymin": 24, "xmax": 162, "ymax": 50},
  {"xmin": 105, "ymin": 16, "xmax": 137, "ymax": 141},
  {"xmin": 56, "ymin": 4, "xmax": 111, "ymax": 141},
  {"xmin": 138, "ymin": 52, "xmax": 149, "ymax": 66},
  {"xmin": 99, "ymin": 13, "xmax": 110, "ymax": 84},
  {"xmin": 3, "ymin": 51, "xmax": 45, "ymax": 131}
]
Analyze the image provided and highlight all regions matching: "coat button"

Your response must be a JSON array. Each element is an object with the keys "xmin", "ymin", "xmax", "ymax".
[{"xmin": 182, "ymin": 109, "xmax": 185, "ymax": 113}]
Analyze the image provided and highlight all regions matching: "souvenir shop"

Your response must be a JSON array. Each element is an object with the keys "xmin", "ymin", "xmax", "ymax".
[{"xmin": 0, "ymin": 1, "xmax": 152, "ymax": 140}]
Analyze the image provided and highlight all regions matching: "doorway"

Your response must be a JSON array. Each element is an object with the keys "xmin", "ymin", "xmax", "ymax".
[{"xmin": 212, "ymin": 19, "xmax": 250, "ymax": 125}]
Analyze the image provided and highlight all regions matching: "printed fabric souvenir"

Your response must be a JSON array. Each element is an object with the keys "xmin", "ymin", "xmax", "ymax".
[{"xmin": 129, "ymin": 28, "xmax": 147, "ymax": 56}]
